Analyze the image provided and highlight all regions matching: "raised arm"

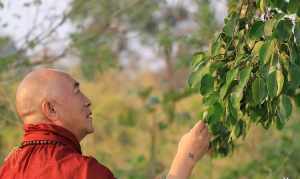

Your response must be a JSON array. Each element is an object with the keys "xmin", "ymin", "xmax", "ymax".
[{"xmin": 167, "ymin": 121, "xmax": 211, "ymax": 179}]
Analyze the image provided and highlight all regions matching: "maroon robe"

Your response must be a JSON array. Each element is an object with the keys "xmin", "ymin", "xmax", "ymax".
[{"xmin": 0, "ymin": 123, "xmax": 115, "ymax": 179}]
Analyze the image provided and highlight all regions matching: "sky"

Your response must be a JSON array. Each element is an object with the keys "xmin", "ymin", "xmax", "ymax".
[
  {"xmin": 0, "ymin": 0, "xmax": 227, "ymax": 70},
  {"xmin": 0, "ymin": 0, "xmax": 74, "ymax": 55}
]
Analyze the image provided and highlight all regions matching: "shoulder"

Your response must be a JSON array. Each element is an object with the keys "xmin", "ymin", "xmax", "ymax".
[
  {"xmin": 59, "ymin": 154, "xmax": 115, "ymax": 179},
  {"xmin": 3, "ymin": 146, "xmax": 18, "ymax": 162}
]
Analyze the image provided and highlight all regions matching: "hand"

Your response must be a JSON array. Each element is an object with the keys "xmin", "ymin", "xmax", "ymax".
[
  {"xmin": 167, "ymin": 121, "xmax": 211, "ymax": 179},
  {"xmin": 178, "ymin": 120, "xmax": 210, "ymax": 162}
]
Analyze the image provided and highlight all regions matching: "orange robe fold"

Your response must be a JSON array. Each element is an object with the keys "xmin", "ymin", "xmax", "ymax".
[{"xmin": 0, "ymin": 123, "xmax": 115, "ymax": 179}]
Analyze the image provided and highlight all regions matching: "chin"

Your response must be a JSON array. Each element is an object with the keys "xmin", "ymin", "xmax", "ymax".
[
  {"xmin": 87, "ymin": 127, "xmax": 94, "ymax": 134},
  {"xmin": 86, "ymin": 123, "xmax": 94, "ymax": 134}
]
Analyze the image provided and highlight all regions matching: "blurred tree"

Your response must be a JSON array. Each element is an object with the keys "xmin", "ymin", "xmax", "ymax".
[{"xmin": 68, "ymin": 0, "xmax": 221, "ymax": 178}]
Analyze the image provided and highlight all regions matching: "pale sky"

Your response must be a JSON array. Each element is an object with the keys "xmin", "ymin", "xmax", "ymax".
[
  {"xmin": 0, "ymin": 0, "xmax": 74, "ymax": 55},
  {"xmin": 0, "ymin": 0, "xmax": 227, "ymax": 70}
]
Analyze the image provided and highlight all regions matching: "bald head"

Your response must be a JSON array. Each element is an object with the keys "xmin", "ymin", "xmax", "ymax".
[{"xmin": 16, "ymin": 68, "xmax": 70, "ymax": 123}]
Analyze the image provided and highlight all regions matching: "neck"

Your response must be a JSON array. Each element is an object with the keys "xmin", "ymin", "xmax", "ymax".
[{"xmin": 22, "ymin": 116, "xmax": 86, "ymax": 142}]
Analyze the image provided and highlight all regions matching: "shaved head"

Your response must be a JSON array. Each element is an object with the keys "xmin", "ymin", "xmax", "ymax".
[
  {"xmin": 16, "ymin": 68, "xmax": 94, "ymax": 141},
  {"xmin": 16, "ymin": 69, "xmax": 68, "ymax": 123}
]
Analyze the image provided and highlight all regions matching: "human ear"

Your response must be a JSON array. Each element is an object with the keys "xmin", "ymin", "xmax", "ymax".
[{"xmin": 41, "ymin": 99, "xmax": 59, "ymax": 121}]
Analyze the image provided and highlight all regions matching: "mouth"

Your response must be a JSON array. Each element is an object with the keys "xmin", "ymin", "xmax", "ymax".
[{"xmin": 86, "ymin": 112, "xmax": 93, "ymax": 121}]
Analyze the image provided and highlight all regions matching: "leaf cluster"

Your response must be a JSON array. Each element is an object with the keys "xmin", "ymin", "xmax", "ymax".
[{"xmin": 188, "ymin": 0, "xmax": 300, "ymax": 157}]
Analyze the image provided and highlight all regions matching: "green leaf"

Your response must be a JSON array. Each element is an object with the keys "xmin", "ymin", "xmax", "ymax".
[
  {"xmin": 276, "ymin": 70, "xmax": 284, "ymax": 96},
  {"xmin": 264, "ymin": 18, "xmax": 276, "ymax": 37},
  {"xmin": 273, "ymin": 18, "xmax": 293, "ymax": 41},
  {"xmin": 203, "ymin": 92, "xmax": 219, "ymax": 106},
  {"xmin": 232, "ymin": 66, "xmax": 252, "ymax": 102},
  {"xmin": 266, "ymin": 70, "xmax": 277, "ymax": 98},
  {"xmin": 278, "ymin": 95, "xmax": 292, "ymax": 120},
  {"xmin": 207, "ymin": 102, "xmax": 224, "ymax": 124},
  {"xmin": 294, "ymin": 93, "xmax": 300, "ymax": 108},
  {"xmin": 223, "ymin": 13, "xmax": 238, "ymax": 38},
  {"xmin": 238, "ymin": 66, "xmax": 252, "ymax": 91},
  {"xmin": 249, "ymin": 20, "xmax": 264, "ymax": 39},
  {"xmin": 200, "ymin": 74, "xmax": 214, "ymax": 95},
  {"xmin": 191, "ymin": 52, "xmax": 206, "ymax": 70},
  {"xmin": 228, "ymin": 95, "xmax": 238, "ymax": 121},
  {"xmin": 258, "ymin": 0, "xmax": 266, "ymax": 12},
  {"xmin": 288, "ymin": 0, "xmax": 300, "ymax": 14},
  {"xmin": 234, "ymin": 120, "xmax": 245, "ymax": 137},
  {"xmin": 220, "ymin": 69, "xmax": 239, "ymax": 99},
  {"xmin": 252, "ymin": 77, "xmax": 267, "ymax": 105},
  {"xmin": 289, "ymin": 41, "xmax": 300, "ymax": 65},
  {"xmin": 295, "ymin": 21, "xmax": 300, "ymax": 46},
  {"xmin": 211, "ymin": 38, "xmax": 222, "ymax": 56},
  {"xmin": 188, "ymin": 61, "xmax": 210, "ymax": 88},
  {"xmin": 259, "ymin": 64, "xmax": 269, "ymax": 79},
  {"xmin": 210, "ymin": 122, "xmax": 227, "ymax": 136},
  {"xmin": 252, "ymin": 41, "xmax": 264, "ymax": 56},
  {"xmin": 209, "ymin": 61, "xmax": 226, "ymax": 72},
  {"xmin": 289, "ymin": 62, "xmax": 300, "ymax": 89},
  {"xmin": 276, "ymin": 115, "xmax": 285, "ymax": 130},
  {"xmin": 259, "ymin": 40, "xmax": 275, "ymax": 64},
  {"xmin": 270, "ymin": 0, "xmax": 288, "ymax": 12},
  {"xmin": 224, "ymin": 22, "xmax": 235, "ymax": 37}
]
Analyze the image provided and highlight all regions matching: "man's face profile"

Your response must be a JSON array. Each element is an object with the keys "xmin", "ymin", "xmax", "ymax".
[{"xmin": 56, "ymin": 75, "xmax": 94, "ymax": 137}]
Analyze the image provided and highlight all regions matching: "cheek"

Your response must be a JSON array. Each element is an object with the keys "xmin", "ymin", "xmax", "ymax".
[
  {"xmin": 60, "ymin": 94, "xmax": 86, "ymax": 119},
  {"xmin": 70, "ymin": 97, "xmax": 85, "ymax": 116},
  {"xmin": 61, "ymin": 97, "xmax": 80, "ymax": 116}
]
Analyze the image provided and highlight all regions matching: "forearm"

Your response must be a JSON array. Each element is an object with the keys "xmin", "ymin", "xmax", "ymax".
[
  {"xmin": 167, "ymin": 153, "xmax": 196, "ymax": 179},
  {"xmin": 166, "ymin": 121, "xmax": 210, "ymax": 179}
]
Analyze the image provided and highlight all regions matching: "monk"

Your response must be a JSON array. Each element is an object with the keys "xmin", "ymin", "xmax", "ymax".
[{"xmin": 0, "ymin": 68, "xmax": 210, "ymax": 179}]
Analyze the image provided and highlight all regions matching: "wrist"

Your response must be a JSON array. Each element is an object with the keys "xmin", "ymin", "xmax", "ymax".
[{"xmin": 168, "ymin": 152, "xmax": 196, "ymax": 179}]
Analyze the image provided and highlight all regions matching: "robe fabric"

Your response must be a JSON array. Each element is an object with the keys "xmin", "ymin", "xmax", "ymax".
[{"xmin": 0, "ymin": 123, "xmax": 116, "ymax": 179}]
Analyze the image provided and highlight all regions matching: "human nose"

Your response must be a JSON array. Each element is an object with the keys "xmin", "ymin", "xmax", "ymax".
[
  {"xmin": 83, "ymin": 96, "xmax": 91, "ymax": 107},
  {"xmin": 84, "ymin": 101, "xmax": 91, "ymax": 107}
]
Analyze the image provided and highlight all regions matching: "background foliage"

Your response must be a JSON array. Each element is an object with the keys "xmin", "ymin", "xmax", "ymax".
[{"xmin": 0, "ymin": 0, "xmax": 299, "ymax": 178}]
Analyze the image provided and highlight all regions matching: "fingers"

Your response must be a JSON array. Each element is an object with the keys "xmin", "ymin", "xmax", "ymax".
[
  {"xmin": 201, "ymin": 129, "xmax": 210, "ymax": 146},
  {"xmin": 198, "ymin": 128, "xmax": 211, "ymax": 152},
  {"xmin": 205, "ymin": 134, "xmax": 213, "ymax": 157},
  {"xmin": 207, "ymin": 146, "xmax": 213, "ymax": 157},
  {"xmin": 201, "ymin": 128, "xmax": 209, "ymax": 139},
  {"xmin": 191, "ymin": 120, "xmax": 205, "ymax": 135}
]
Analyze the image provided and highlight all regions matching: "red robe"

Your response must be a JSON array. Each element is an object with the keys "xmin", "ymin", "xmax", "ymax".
[{"xmin": 0, "ymin": 123, "xmax": 115, "ymax": 179}]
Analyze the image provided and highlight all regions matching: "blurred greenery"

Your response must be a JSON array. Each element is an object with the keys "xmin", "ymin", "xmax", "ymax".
[
  {"xmin": 222, "ymin": 113, "xmax": 300, "ymax": 179},
  {"xmin": 0, "ymin": 0, "xmax": 300, "ymax": 178}
]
